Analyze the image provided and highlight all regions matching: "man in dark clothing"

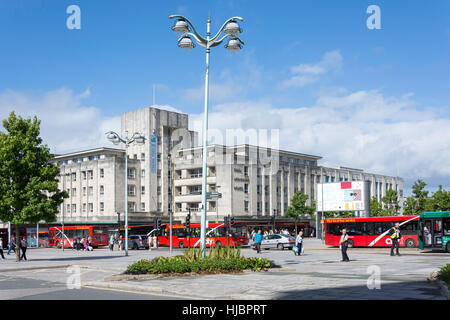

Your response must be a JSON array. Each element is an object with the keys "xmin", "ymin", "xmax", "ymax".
[
  {"xmin": 19, "ymin": 237, "xmax": 28, "ymax": 261},
  {"xmin": 388, "ymin": 223, "xmax": 401, "ymax": 256},
  {"xmin": 340, "ymin": 229, "xmax": 350, "ymax": 262}
]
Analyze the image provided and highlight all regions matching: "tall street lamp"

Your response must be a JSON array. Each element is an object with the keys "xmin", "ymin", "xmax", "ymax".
[
  {"xmin": 106, "ymin": 130, "xmax": 145, "ymax": 256},
  {"xmin": 169, "ymin": 14, "xmax": 244, "ymax": 256}
]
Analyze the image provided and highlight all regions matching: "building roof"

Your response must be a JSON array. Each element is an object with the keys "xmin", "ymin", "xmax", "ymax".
[{"xmin": 53, "ymin": 147, "xmax": 124, "ymax": 160}]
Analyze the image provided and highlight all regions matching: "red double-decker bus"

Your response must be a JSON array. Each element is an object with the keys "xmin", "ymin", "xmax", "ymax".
[
  {"xmin": 324, "ymin": 215, "xmax": 419, "ymax": 248},
  {"xmin": 158, "ymin": 222, "xmax": 248, "ymax": 248},
  {"xmin": 48, "ymin": 226, "xmax": 109, "ymax": 248}
]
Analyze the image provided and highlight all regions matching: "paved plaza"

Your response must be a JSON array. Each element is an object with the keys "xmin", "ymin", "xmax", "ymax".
[{"xmin": 0, "ymin": 239, "xmax": 448, "ymax": 300}]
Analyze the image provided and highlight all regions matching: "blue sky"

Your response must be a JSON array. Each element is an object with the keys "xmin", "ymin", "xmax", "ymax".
[{"xmin": 1, "ymin": 0, "xmax": 449, "ymax": 194}]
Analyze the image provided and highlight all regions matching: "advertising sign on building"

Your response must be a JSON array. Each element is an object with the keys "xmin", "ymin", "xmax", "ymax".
[{"xmin": 316, "ymin": 181, "xmax": 370, "ymax": 214}]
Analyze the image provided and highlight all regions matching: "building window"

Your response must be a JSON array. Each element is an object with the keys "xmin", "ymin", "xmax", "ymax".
[
  {"xmin": 128, "ymin": 185, "xmax": 136, "ymax": 196},
  {"xmin": 157, "ymin": 169, "xmax": 161, "ymax": 178},
  {"xmin": 88, "ymin": 203, "xmax": 93, "ymax": 213},
  {"xmin": 257, "ymin": 167, "xmax": 261, "ymax": 177},
  {"xmin": 82, "ymin": 187, "xmax": 86, "ymax": 196},
  {"xmin": 244, "ymin": 166, "xmax": 249, "ymax": 177},
  {"xmin": 244, "ymin": 184, "xmax": 249, "ymax": 194},
  {"xmin": 257, "ymin": 185, "xmax": 261, "ymax": 194},
  {"xmin": 141, "ymin": 153, "xmax": 145, "ymax": 161},
  {"xmin": 71, "ymin": 172, "xmax": 76, "ymax": 182},
  {"xmin": 157, "ymin": 153, "xmax": 161, "ymax": 162},
  {"xmin": 100, "ymin": 185, "xmax": 104, "ymax": 195},
  {"xmin": 257, "ymin": 202, "xmax": 261, "ymax": 212},
  {"xmin": 157, "ymin": 186, "xmax": 161, "ymax": 195},
  {"xmin": 72, "ymin": 204, "xmax": 76, "ymax": 213},
  {"xmin": 157, "ymin": 203, "xmax": 162, "ymax": 211},
  {"xmin": 88, "ymin": 186, "xmax": 93, "ymax": 196},
  {"xmin": 265, "ymin": 203, "xmax": 269, "ymax": 213},
  {"xmin": 100, "ymin": 202, "xmax": 104, "ymax": 211},
  {"xmin": 128, "ymin": 168, "xmax": 136, "ymax": 179},
  {"xmin": 82, "ymin": 203, "xmax": 86, "ymax": 212},
  {"xmin": 141, "ymin": 169, "xmax": 145, "ymax": 178},
  {"xmin": 244, "ymin": 201, "xmax": 249, "ymax": 212},
  {"xmin": 128, "ymin": 202, "xmax": 135, "ymax": 212},
  {"xmin": 100, "ymin": 168, "xmax": 104, "ymax": 178},
  {"xmin": 141, "ymin": 186, "xmax": 145, "ymax": 195},
  {"xmin": 88, "ymin": 170, "xmax": 93, "ymax": 180},
  {"xmin": 71, "ymin": 188, "xmax": 76, "ymax": 197},
  {"xmin": 140, "ymin": 202, "xmax": 145, "ymax": 211},
  {"xmin": 67, "ymin": 204, "xmax": 70, "ymax": 213},
  {"xmin": 82, "ymin": 171, "xmax": 86, "ymax": 180}
]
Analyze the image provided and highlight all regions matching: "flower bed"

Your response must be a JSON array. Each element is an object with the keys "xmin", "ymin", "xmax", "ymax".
[
  {"xmin": 437, "ymin": 264, "xmax": 450, "ymax": 289},
  {"xmin": 126, "ymin": 246, "xmax": 273, "ymax": 275}
]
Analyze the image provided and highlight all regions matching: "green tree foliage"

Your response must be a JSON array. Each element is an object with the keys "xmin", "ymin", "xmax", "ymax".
[
  {"xmin": 285, "ymin": 191, "xmax": 315, "ymax": 234},
  {"xmin": 382, "ymin": 189, "xmax": 400, "ymax": 216},
  {"xmin": 0, "ymin": 112, "xmax": 67, "ymax": 261},
  {"xmin": 426, "ymin": 185, "xmax": 450, "ymax": 212},
  {"xmin": 370, "ymin": 196, "xmax": 387, "ymax": 216}
]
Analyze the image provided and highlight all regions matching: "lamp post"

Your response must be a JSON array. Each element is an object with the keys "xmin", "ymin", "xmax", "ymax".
[
  {"xmin": 106, "ymin": 130, "xmax": 145, "ymax": 256},
  {"xmin": 169, "ymin": 14, "xmax": 244, "ymax": 257}
]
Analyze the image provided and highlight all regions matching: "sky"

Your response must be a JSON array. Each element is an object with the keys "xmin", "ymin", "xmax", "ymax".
[{"xmin": 0, "ymin": 0, "xmax": 449, "ymax": 195}]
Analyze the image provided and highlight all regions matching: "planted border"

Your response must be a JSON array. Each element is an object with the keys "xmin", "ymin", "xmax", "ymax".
[{"xmin": 126, "ymin": 246, "xmax": 274, "ymax": 275}]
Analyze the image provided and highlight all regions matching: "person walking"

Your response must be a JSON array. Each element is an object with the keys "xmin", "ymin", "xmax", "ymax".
[
  {"xmin": 254, "ymin": 230, "xmax": 263, "ymax": 254},
  {"xmin": 388, "ymin": 223, "xmax": 402, "ymax": 256},
  {"xmin": 0, "ymin": 238, "xmax": 5, "ymax": 260},
  {"xmin": 109, "ymin": 234, "xmax": 115, "ymax": 251},
  {"xmin": 339, "ymin": 228, "xmax": 350, "ymax": 262},
  {"xmin": 294, "ymin": 231, "xmax": 303, "ymax": 256},
  {"xmin": 7, "ymin": 236, "xmax": 16, "ymax": 255},
  {"xmin": 147, "ymin": 235, "xmax": 152, "ymax": 251},
  {"xmin": 19, "ymin": 237, "xmax": 28, "ymax": 261}
]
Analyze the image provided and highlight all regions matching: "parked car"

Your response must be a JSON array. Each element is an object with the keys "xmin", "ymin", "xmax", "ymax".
[
  {"xmin": 252, "ymin": 234, "xmax": 295, "ymax": 250},
  {"xmin": 128, "ymin": 235, "xmax": 149, "ymax": 250}
]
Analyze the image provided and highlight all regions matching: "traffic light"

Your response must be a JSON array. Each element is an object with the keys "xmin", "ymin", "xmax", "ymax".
[
  {"xmin": 186, "ymin": 212, "xmax": 191, "ymax": 229},
  {"xmin": 224, "ymin": 216, "xmax": 229, "ymax": 231},
  {"xmin": 230, "ymin": 216, "xmax": 235, "ymax": 226}
]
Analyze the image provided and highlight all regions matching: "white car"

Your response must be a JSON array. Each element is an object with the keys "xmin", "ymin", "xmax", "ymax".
[{"xmin": 252, "ymin": 234, "xmax": 296, "ymax": 250}]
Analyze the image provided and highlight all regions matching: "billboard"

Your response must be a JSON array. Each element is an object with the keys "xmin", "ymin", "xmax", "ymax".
[{"xmin": 316, "ymin": 181, "xmax": 370, "ymax": 213}]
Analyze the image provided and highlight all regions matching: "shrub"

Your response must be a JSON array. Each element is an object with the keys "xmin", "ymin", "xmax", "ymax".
[
  {"xmin": 126, "ymin": 247, "xmax": 273, "ymax": 275},
  {"xmin": 437, "ymin": 264, "xmax": 450, "ymax": 285}
]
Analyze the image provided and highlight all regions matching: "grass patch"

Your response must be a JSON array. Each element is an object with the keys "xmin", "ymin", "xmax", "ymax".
[
  {"xmin": 126, "ymin": 246, "xmax": 274, "ymax": 275},
  {"xmin": 437, "ymin": 264, "xmax": 450, "ymax": 288}
]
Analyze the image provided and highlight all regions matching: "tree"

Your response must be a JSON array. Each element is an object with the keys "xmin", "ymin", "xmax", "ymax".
[
  {"xmin": 411, "ymin": 179, "xmax": 430, "ymax": 213},
  {"xmin": 285, "ymin": 191, "xmax": 315, "ymax": 234},
  {"xmin": 403, "ymin": 196, "xmax": 419, "ymax": 216},
  {"xmin": 370, "ymin": 196, "xmax": 386, "ymax": 216},
  {"xmin": 382, "ymin": 189, "xmax": 400, "ymax": 216},
  {"xmin": 426, "ymin": 185, "xmax": 450, "ymax": 212},
  {"xmin": 0, "ymin": 112, "xmax": 67, "ymax": 261}
]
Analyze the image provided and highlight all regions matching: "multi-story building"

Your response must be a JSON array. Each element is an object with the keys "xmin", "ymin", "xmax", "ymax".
[
  {"xmin": 49, "ymin": 106, "xmax": 404, "ymax": 225},
  {"xmin": 172, "ymin": 144, "xmax": 404, "ymax": 221}
]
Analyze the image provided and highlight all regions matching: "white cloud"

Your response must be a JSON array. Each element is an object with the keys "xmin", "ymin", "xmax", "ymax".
[
  {"xmin": 190, "ymin": 89, "xmax": 450, "ymax": 190},
  {"xmin": 281, "ymin": 50, "xmax": 343, "ymax": 88},
  {"xmin": 0, "ymin": 88, "xmax": 120, "ymax": 154}
]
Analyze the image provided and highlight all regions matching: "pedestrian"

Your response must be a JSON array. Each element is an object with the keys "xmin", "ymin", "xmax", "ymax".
[
  {"xmin": 109, "ymin": 234, "xmax": 115, "ymax": 251},
  {"xmin": 147, "ymin": 235, "xmax": 152, "ymax": 251},
  {"xmin": 0, "ymin": 238, "xmax": 5, "ymax": 260},
  {"xmin": 72, "ymin": 238, "xmax": 77, "ymax": 250},
  {"xmin": 19, "ymin": 237, "xmax": 28, "ymax": 261},
  {"xmin": 254, "ymin": 230, "xmax": 263, "ymax": 254},
  {"xmin": 339, "ymin": 228, "xmax": 350, "ymax": 262},
  {"xmin": 311, "ymin": 229, "xmax": 315, "ymax": 238},
  {"xmin": 80, "ymin": 237, "xmax": 86, "ymax": 251},
  {"xmin": 8, "ymin": 236, "xmax": 16, "ymax": 254},
  {"xmin": 7, "ymin": 236, "xmax": 16, "ymax": 255},
  {"xmin": 152, "ymin": 234, "xmax": 158, "ymax": 249},
  {"xmin": 388, "ymin": 223, "xmax": 402, "ymax": 256},
  {"xmin": 118, "ymin": 237, "xmax": 123, "ymax": 251},
  {"xmin": 294, "ymin": 231, "xmax": 303, "ymax": 256}
]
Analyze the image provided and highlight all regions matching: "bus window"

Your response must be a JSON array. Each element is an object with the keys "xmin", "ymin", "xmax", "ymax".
[
  {"xmin": 435, "ymin": 220, "xmax": 442, "ymax": 233},
  {"xmin": 326, "ymin": 223, "xmax": 342, "ymax": 236},
  {"xmin": 400, "ymin": 221, "xmax": 417, "ymax": 235},
  {"xmin": 444, "ymin": 219, "xmax": 450, "ymax": 236},
  {"xmin": 346, "ymin": 223, "xmax": 363, "ymax": 236}
]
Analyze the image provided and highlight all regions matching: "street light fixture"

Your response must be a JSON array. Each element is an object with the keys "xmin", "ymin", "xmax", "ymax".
[
  {"xmin": 169, "ymin": 14, "xmax": 244, "ymax": 257},
  {"xmin": 106, "ymin": 130, "xmax": 145, "ymax": 256}
]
